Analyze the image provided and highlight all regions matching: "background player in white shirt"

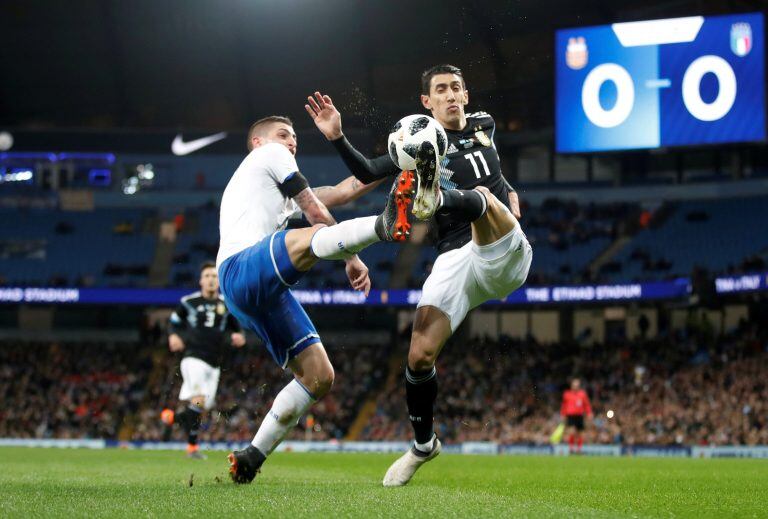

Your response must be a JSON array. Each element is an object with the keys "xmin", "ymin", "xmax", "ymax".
[{"xmin": 220, "ymin": 116, "xmax": 414, "ymax": 483}]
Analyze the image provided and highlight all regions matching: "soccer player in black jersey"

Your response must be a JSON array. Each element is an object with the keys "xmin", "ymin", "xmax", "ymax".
[
  {"xmin": 306, "ymin": 64, "xmax": 533, "ymax": 485},
  {"xmin": 164, "ymin": 261, "xmax": 245, "ymax": 458}
]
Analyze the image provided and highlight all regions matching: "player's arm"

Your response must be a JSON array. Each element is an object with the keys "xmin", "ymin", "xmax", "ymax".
[
  {"xmin": 292, "ymin": 187, "xmax": 371, "ymax": 295},
  {"xmin": 168, "ymin": 303, "xmax": 188, "ymax": 352},
  {"xmin": 292, "ymin": 186, "xmax": 339, "ymax": 227},
  {"xmin": 268, "ymin": 144, "xmax": 371, "ymax": 294},
  {"xmin": 313, "ymin": 176, "xmax": 386, "ymax": 209},
  {"xmin": 225, "ymin": 312, "xmax": 246, "ymax": 348},
  {"xmin": 501, "ymin": 175, "xmax": 522, "ymax": 218},
  {"xmin": 305, "ymin": 91, "xmax": 399, "ymax": 183},
  {"xmin": 584, "ymin": 392, "xmax": 594, "ymax": 419}
]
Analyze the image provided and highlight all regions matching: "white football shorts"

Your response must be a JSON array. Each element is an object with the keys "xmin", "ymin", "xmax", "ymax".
[
  {"xmin": 417, "ymin": 224, "xmax": 532, "ymax": 332},
  {"xmin": 178, "ymin": 356, "xmax": 221, "ymax": 410}
]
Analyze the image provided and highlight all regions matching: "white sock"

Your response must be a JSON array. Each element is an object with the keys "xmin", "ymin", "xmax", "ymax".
[
  {"xmin": 414, "ymin": 435, "xmax": 435, "ymax": 453},
  {"xmin": 310, "ymin": 216, "xmax": 380, "ymax": 260},
  {"xmin": 251, "ymin": 379, "xmax": 315, "ymax": 455}
]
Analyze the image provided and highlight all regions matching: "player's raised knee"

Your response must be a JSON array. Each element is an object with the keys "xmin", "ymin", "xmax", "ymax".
[
  {"xmin": 313, "ymin": 369, "xmax": 335, "ymax": 398},
  {"xmin": 408, "ymin": 339, "xmax": 439, "ymax": 371},
  {"xmin": 306, "ymin": 365, "xmax": 335, "ymax": 399},
  {"xmin": 309, "ymin": 223, "xmax": 328, "ymax": 232},
  {"xmin": 473, "ymin": 186, "xmax": 504, "ymax": 213}
]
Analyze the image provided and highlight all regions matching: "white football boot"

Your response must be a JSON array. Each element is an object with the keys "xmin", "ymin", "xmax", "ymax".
[
  {"xmin": 412, "ymin": 140, "xmax": 442, "ymax": 220},
  {"xmin": 382, "ymin": 437, "xmax": 442, "ymax": 487}
]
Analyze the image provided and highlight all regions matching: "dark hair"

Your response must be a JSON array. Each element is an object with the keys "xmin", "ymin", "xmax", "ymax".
[
  {"xmin": 420, "ymin": 64, "xmax": 465, "ymax": 95},
  {"xmin": 247, "ymin": 115, "xmax": 293, "ymax": 151},
  {"xmin": 200, "ymin": 261, "xmax": 216, "ymax": 274}
]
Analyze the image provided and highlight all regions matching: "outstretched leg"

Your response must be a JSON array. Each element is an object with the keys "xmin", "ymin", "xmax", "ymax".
[
  {"xmin": 228, "ymin": 343, "xmax": 334, "ymax": 483},
  {"xmin": 284, "ymin": 171, "xmax": 416, "ymax": 270}
]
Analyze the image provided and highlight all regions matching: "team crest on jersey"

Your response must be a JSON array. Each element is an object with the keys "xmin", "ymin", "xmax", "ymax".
[
  {"xmin": 731, "ymin": 23, "xmax": 752, "ymax": 57},
  {"xmin": 474, "ymin": 131, "xmax": 492, "ymax": 147},
  {"xmin": 566, "ymin": 36, "xmax": 588, "ymax": 70},
  {"xmin": 216, "ymin": 303, "xmax": 225, "ymax": 315}
]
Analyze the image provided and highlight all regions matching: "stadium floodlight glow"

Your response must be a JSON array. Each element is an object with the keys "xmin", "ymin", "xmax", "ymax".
[
  {"xmin": 136, "ymin": 163, "xmax": 154, "ymax": 181},
  {"xmin": 0, "ymin": 131, "xmax": 13, "ymax": 151},
  {"xmin": 1, "ymin": 169, "xmax": 33, "ymax": 182}
]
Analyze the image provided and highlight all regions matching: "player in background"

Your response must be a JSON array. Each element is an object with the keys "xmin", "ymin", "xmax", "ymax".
[
  {"xmin": 162, "ymin": 261, "xmax": 246, "ymax": 459},
  {"xmin": 561, "ymin": 378, "xmax": 593, "ymax": 454},
  {"xmin": 222, "ymin": 115, "xmax": 412, "ymax": 483},
  {"xmin": 306, "ymin": 64, "xmax": 532, "ymax": 486}
]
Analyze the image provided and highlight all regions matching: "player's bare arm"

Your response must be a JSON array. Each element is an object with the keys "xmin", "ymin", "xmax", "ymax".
[
  {"xmin": 293, "ymin": 187, "xmax": 372, "ymax": 295},
  {"xmin": 168, "ymin": 333, "xmax": 185, "ymax": 352},
  {"xmin": 293, "ymin": 187, "xmax": 338, "ymax": 226},
  {"xmin": 305, "ymin": 91, "xmax": 343, "ymax": 140},
  {"xmin": 508, "ymin": 191, "xmax": 521, "ymax": 219},
  {"xmin": 313, "ymin": 176, "xmax": 386, "ymax": 208}
]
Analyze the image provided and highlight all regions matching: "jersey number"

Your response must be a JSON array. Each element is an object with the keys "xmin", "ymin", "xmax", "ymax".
[
  {"xmin": 204, "ymin": 310, "xmax": 216, "ymax": 327},
  {"xmin": 464, "ymin": 151, "xmax": 490, "ymax": 179}
]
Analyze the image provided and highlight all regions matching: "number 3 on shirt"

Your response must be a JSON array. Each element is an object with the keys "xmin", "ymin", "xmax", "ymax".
[{"xmin": 204, "ymin": 309, "xmax": 216, "ymax": 327}]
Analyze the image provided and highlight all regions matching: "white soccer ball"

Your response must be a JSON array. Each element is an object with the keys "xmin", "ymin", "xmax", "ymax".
[{"xmin": 387, "ymin": 114, "xmax": 447, "ymax": 171}]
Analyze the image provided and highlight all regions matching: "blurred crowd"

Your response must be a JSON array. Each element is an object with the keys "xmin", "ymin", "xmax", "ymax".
[
  {"xmin": 1, "ymin": 316, "xmax": 766, "ymax": 446},
  {"xmin": 0, "ymin": 341, "xmax": 151, "ymax": 439},
  {"xmin": 130, "ymin": 340, "xmax": 389, "ymax": 442},
  {"xmin": 361, "ymin": 317, "xmax": 768, "ymax": 446}
]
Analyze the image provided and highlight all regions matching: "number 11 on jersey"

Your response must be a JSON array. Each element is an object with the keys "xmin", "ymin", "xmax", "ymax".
[{"xmin": 464, "ymin": 151, "xmax": 490, "ymax": 178}]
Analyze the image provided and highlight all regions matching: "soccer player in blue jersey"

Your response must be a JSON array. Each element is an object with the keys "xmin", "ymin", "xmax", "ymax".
[{"xmin": 219, "ymin": 115, "xmax": 414, "ymax": 483}]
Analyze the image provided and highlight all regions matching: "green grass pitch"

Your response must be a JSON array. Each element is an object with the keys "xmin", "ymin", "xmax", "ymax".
[{"xmin": 0, "ymin": 447, "xmax": 766, "ymax": 517}]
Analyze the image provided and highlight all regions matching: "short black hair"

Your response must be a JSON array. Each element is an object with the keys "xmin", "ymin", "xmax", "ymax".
[
  {"xmin": 247, "ymin": 116, "xmax": 293, "ymax": 151},
  {"xmin": 421, "ymin": 64, "xmax": 465, "ymax": 95},
  {"xmin": 200, "ymin": 261, "xmax": 216, "ymax": 274}
]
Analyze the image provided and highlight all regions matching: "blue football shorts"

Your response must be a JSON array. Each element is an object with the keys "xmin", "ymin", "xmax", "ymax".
[{"xmin": 218, "ymin": 231, "xmax": 321, "ymax": 368}]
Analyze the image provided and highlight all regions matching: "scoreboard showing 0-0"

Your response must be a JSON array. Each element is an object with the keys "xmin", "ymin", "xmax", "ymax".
[{"xmin": 556, "ymin": 13, "xmax": 765, "ymax": 153}]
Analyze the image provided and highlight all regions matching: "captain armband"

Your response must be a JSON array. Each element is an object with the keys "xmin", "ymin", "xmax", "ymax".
[{"xmin": 278, "ymin": 171, "xmax": 310, "ymax": 198}]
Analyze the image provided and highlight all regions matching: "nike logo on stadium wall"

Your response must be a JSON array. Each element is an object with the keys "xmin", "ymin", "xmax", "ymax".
[{"xmin": 171, "ymin": 132, "xmax": 227, "ymax": 156}]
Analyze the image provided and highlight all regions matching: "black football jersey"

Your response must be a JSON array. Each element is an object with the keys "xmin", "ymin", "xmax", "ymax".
[
  {"xmin": 168, "ymin": 291, "xmax": 242, "ymax": 367},
  {"xmin": 434, "ymin": 111, "xmax": 511, "ymax": 252},
  {"xmin": 331, "ymin": 112, "xmax": 511, "ymax": 253}
]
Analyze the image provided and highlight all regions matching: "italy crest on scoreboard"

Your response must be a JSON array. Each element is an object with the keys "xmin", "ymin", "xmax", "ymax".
[{"xmin": 731, "ymin": 22, "xmax": 752, "ymax": 57}]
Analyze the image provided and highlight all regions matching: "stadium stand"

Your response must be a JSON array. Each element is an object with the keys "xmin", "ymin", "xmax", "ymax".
[
  {"xmin": 2, "ymin": 315, "xmax": 765, "ymax": 446},
  {"xmin": 0, "ymin": 208, "xmax": 157, "ymax": 287},
  {"xmin": 606, "ymin": 196, "xmax": 768, "ymax": 282},
  {"xmin": 130, "ymin": 339, "xmax": 390, "ymax": 442},
  {"xmin": 361, "ymin": 317, "xmax": 768, "ymax": 446},
  {"xmin": 0, "ymin": 340, "xmax": 152, "ymax": 439}
]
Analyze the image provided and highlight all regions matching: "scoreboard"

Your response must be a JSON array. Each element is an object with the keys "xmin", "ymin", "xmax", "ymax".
[{"xmin": 556, "ymin": 13, "xmax": 765, "ymax": 152}]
